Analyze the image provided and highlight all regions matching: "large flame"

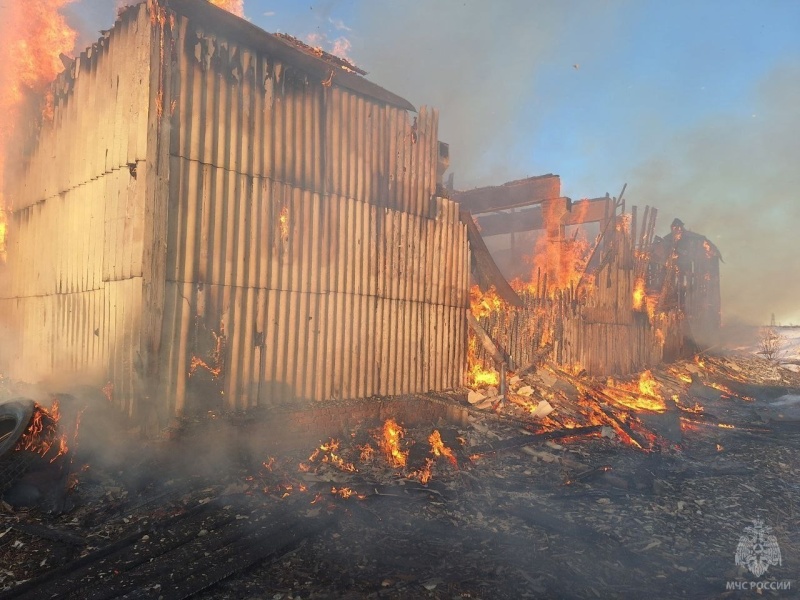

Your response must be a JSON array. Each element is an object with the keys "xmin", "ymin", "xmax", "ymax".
[
  {"xmin": 469, "ymin": 285, "xmax": 503, "ymax": 319},
  {"xmin": 429, "ymin": 430, "xmax": 458, "ymax": 468},
  {"xmin": 633, "ymin": 277, "xmax": 646, "ymax": 311},
  {"xmin": 208, "ymin": 0, "xmax": 244, "ymax": 17},
  {"xmin": 379, "ymin": 418, "xmax": 408, "ymax": 468},
  {"xmin": 523, "ymin": 200, "xmax": 592, "ymax": 295},
  {"xmin": 466, "ymin": 286, "xmax": 502, "ymax": 387},
  {"xmin": 0, "ymin": 0, "xmax": 77, "ymax": 262},
  {"xmin": 604, "ymin": 370, "xmax": 667, "ymax": 413}
]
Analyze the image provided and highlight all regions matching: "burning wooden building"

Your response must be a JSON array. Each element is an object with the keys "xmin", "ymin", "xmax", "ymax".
[
  {"xmin": 456, "ymin": 176, "xmax": 722, "ymax": 379},
  {"xmin": 0, "ymin": 0, "xmax": 469, "ymax": 427}
]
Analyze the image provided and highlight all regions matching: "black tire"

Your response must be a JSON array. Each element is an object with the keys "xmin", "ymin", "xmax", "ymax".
[
  {"xmin": 0, "ymin": 399, "xmax": 37, "ymax": 493},
  {"xmin": 0, "ymin": 399, "xmax": 35, "ymax": 457}
]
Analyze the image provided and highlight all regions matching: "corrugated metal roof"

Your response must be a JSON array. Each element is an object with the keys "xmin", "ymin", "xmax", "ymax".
[{"xmin": 165, "ymin": 0, "xmax": 416, "ymax": 112}]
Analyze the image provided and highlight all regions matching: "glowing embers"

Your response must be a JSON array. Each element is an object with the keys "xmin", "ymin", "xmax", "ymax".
[
  {"xmin": 189, "ymin": 324, "xmax": 227, "ymax": 379},
  {"xmin": 0, "ymin": 208, "xmax": 7, "ymax": 263},
  {"xmin": 252, "ymin": 421, "xmax": 463, "ymax": 504},
  {"xmin": 15, "ymin": 399, "xmax": 68, "ymax": 463},
  {"xmin": 603, "ymin": 370, "xmax": 667, "ymax": 413}
]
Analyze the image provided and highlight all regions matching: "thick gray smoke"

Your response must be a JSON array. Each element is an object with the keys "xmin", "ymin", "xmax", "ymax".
[
  {"xmin": 346, "ymin": 2, "xmax": 799, "ymax": 325},
  {"xmin": 350, "ymin": 0, "xmax": 624, "ymax": 189},
  {"xmin": 630, "ymin": 62, "xmax": 800, "ymax": 326},
  {"xmin": 48, "ymin": 1, "xmax": 800, "ymax": 327}
]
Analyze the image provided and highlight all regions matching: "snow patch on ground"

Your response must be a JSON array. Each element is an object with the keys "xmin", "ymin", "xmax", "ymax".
[{"xmin": 731, "ymin": 326, "xmax": 800, "ymax": 372}]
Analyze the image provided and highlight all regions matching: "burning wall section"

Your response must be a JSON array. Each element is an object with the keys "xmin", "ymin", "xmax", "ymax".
[
  {"xmin": 0, "ymin": 3, "xmax": 154, "ymax": 407},
  {"xmin": 469, "ymin": 208, "xmax": 688, "ymax": 381},
  {"xmin": 0, "ymin": 0, "xmax": 470, "ymax": 427}
]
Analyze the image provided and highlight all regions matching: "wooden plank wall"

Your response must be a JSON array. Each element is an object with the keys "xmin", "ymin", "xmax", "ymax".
[
  {"xmin": 474, "ymin": 211, "xmax": 684, "ymax": 377},
  {"xmin": 1, "ymin": 4, "xmax": 470, "ymax": 422},
  {"xmin": 0, "ymin": 4, "xmax": 153, "ymax": 415},
  {"xmin": 154, "ymin": 13, "xmax": 468, "ymax": 416},
  {"xmin": 168, "ymin": 17, "xmax": 439, "ymax": 218}
]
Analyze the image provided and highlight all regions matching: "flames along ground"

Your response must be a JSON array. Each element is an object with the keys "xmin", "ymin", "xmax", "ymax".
[
  {"xmin": 249, "ymin": 418, "xmax": 462, "ymax": 503},
  {"xmin": 0, "ymin": 0, "xmax": 738, "ymax": 516}
]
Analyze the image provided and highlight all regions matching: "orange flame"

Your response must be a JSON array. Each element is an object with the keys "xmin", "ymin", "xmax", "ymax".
[
  {"xmin": 637, "ymin": 370, "xmax": 660, "ymax": 397},
  {"xmin": 470, "ymin": 285, "xmax": 503, "ymax": 319},
  {"xmin": 278, "ymin": 205, "xmax": 290, "ymax": 241},
  {"xmin": 413, "ymin": 458, "xmax": 434, "ymax": 484},
  {"xmin": 707, "ymin": 382, "xmax": 754, "ymax": 402},
  {"xmin": 524, "ymin": 200, "xmax": 592, "ymax": 294},
  {"xmin": 467, "ymin": 362, "xmax": 499, "ymax": 388},
  {"xmin": 15, "ymin": 399, "xmax": 68, "ymax": 462},
  {"xmin": 429, "ymin": 430, "xmax": 458, "ymax": 468},
  {"xmin": 304, "ymin": 438, "xmax": 358, "ymax": 472},
  {"xmin": 357, "ymin": 443, "xmax": 375, "ymax": 462},
  {"xmin": 331, "ymin": 486, "xmax": 366, "ymax": 500},
  {"xmin": 188, "ymin": 325, "xmax": 226, "ymax": 378},
  {"xmin": 633, "ymin": 277, "xmax": 646, "ymax": 311},
  {"xmin": 604, "ymin": 370, "xmax": 667, "ymax": 413},
  {"xmin": 0, "ymin": 0, "xmax": 78, "ymax": 262},
  {"xmin": 208, "ymin": 0, "xmax": 244, "ymax": 17},
  {"xmin": 378, "ymin": 419, "xmax": 408, "ymax": 468},
  {"xmin": 0, "ymin": 209, "xmax": 7, "ymax": 263},
  {"xmin": 466, "ymin": 286, "xmax": 503, "ymax": 387}
]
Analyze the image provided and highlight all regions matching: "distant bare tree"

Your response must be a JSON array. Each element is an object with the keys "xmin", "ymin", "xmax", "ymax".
[{"xmin": 758, "ymin": 326, "xmax": 783, "ymax": 362}]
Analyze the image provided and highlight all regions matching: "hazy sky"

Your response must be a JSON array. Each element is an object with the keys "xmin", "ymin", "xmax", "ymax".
[{"xmin": 64, "ymin": 0, "xmax": 800, "ymax": 325}]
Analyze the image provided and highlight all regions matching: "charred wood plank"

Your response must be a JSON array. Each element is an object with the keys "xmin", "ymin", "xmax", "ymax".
[
  {"xmin": 460, "ymin": 209, "xmax": 522, "ymax": 307},
  {"xmin": 469, "ymin": 425, "xmax": 602, "ymax": 455},
  {"xmin": 153, "ymin": 514, "xmax": 333, "ymax": 600},
  {"xmin": 515, "ymin": 344, "xmax": 554, "ymax": 376},
  {"xmin": 8, "ymin": 521, "xmax": 85, "ymax": 547},
  {"xmin": 599, "ymin": 407, "xmax": 651, "ymax": 450},
  {"xmin": 467, "ymin": 312, "xmax": 514, "ymax": 370}
]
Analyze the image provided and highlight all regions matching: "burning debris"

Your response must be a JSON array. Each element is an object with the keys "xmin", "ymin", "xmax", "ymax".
[
  {"xmin": 11, "ymin": 400, "xmax": 68, "ymax": 463},
  {"xmin": 0, "ymin": 1, "xmax": 796, "ymax": 598},
  {"xmin": 2, "ymin": 351, "xmax": 799, "ymax": 598},
  {"xmin": 0, "ymin": 355, "xmax": 800, "ymax": 598},
  {"xmin": 247, "ymin": 419, "xmax": 464, "ymax": 505}
]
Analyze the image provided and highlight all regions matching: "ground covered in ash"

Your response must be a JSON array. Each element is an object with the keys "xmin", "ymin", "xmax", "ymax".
[{"xmin": 1, "ymin": 352, "xmax": 800, "ymax": 600}]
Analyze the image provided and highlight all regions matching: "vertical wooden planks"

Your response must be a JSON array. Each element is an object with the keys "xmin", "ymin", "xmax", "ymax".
[{"xmin": 1, "ymin": 4, "xmax": 476, "ymax": 421}]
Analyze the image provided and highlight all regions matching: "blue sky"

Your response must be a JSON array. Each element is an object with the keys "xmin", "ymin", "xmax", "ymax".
[{"xmin": 65, "ymin": 0, "xmax": 800, "ymax": 325}]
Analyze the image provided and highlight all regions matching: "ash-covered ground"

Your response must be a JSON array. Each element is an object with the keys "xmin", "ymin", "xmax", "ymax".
[{"xmin": 1, "ymin": 351, "xmax": 799, "ymax": 599}]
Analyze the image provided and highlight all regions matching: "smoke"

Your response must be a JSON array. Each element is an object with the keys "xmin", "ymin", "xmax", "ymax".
[
  {"xmin": 630, "ymin": 62, "xmax": 800, "ymax": 326},
  {"xmin": 349, "ymin": 0, "xmax": 625, "ymax": 189},
  {"xmin": 342, "ymin": 1, "xmax": 798, "ymax": 326}
]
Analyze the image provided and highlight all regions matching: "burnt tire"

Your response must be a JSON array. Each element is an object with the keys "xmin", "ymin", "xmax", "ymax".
[{"xmin": 0, "ymin": 399, "xmax": 37, "ymax": 493}]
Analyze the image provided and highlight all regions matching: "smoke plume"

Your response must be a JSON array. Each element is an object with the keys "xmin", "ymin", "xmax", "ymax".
[
  {"xmin": 630, "ymin": 62, "xmax": 800, "ymax": 325},
  {"xmin": 350, "ymin": 1, "xmax": 624, "ymax": 189}
]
